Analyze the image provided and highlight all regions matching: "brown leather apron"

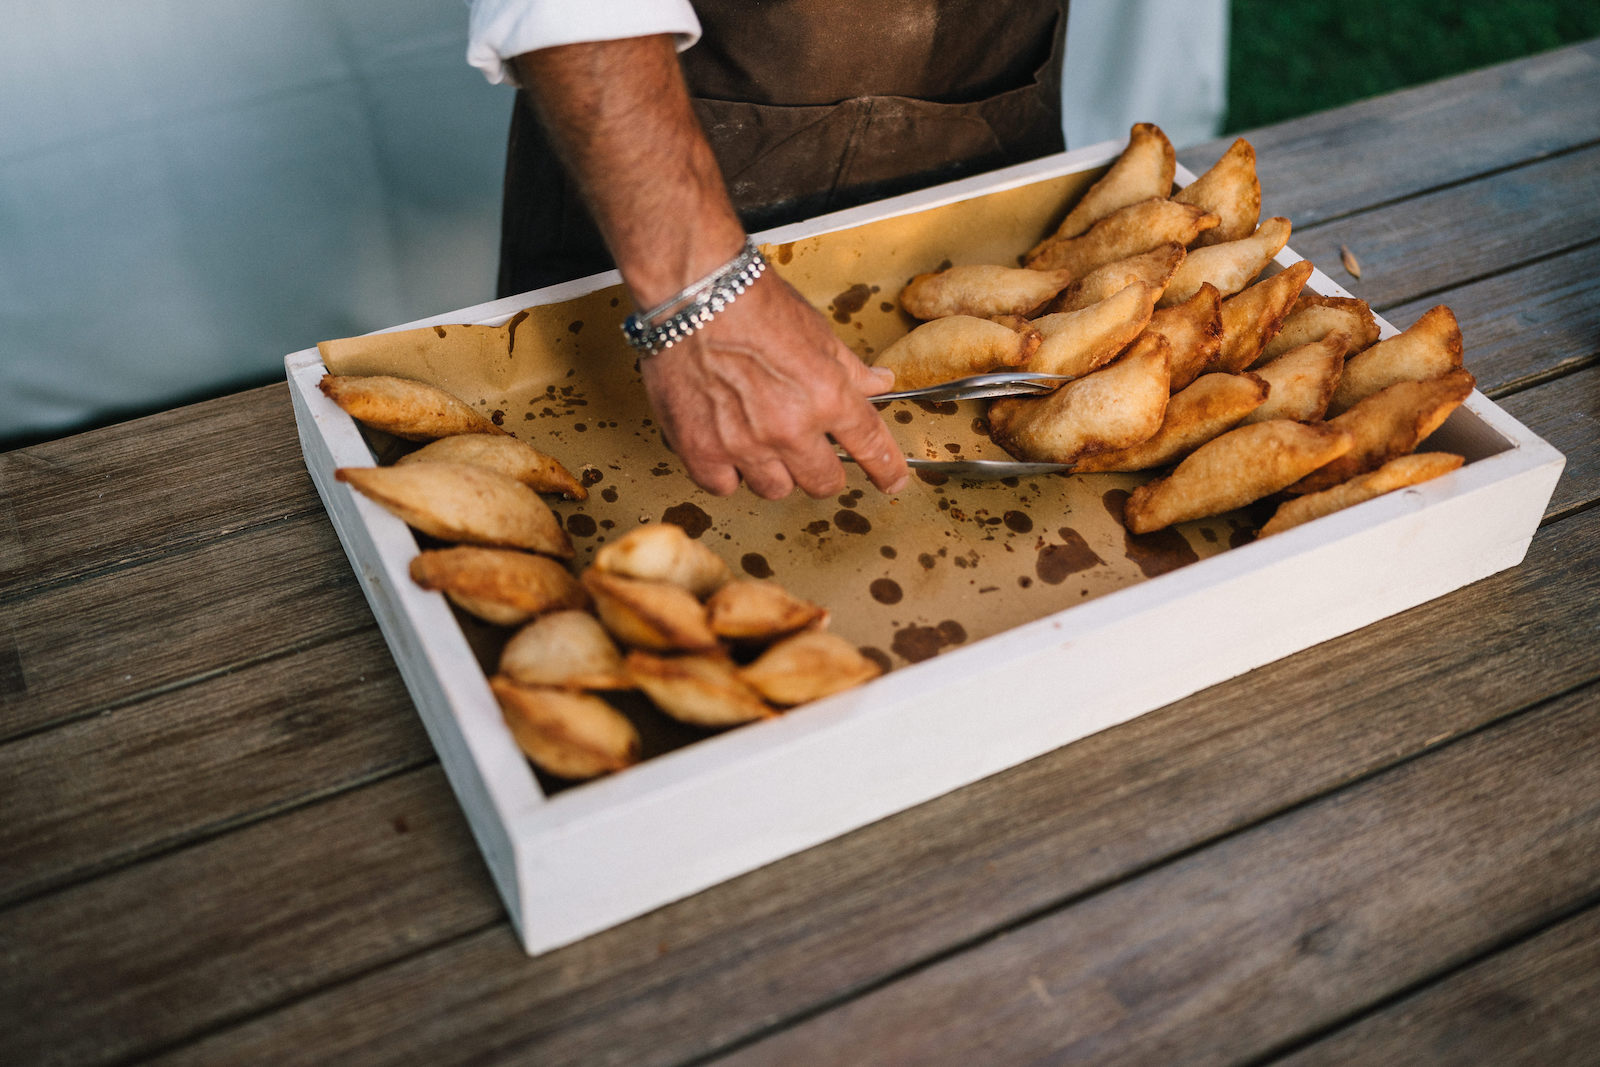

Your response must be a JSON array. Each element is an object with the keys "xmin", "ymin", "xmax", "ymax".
[{"xmin": 497, "ymin": 1, "xmax": 1069, "ymax": 297}]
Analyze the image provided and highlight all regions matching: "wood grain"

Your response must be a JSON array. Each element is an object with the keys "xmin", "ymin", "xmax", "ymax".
[
  {"xmin": 1497, "ymin": 363, "xmax": 1600, "ymax": 520},
  {"xmin": 1180, "ymin": 40, "xmax": 1600, "ymax": 227},
  {"xmin": 137, "ymin": 506, "xmax": 1600, "ymax": 1067},
  {"xmin": 0, "ymin": 626, "xmax": 431, "ymax": 906},
  {"xmin": 1274, "ymin": 904, "xmax": 1600, "ymax": 1066},
  {"xmin": 715, "ymin": 682, "xmax": 1600, "ymax": 1066}
]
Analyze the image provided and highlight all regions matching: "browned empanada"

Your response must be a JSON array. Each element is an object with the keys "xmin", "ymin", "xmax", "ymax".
[
  {"xmin": 592, "ymin": 523, "xmax": 732, "ymax": 599},
  {"xmin": 491, "ymin": 676, "xmax": 640, "ymax": 780},
  {"xmin": 872, "ymin": 315, "xmax": 1040, "ymax": 390},
  {"xmin": 1159, "ymin": 217, "xmax": 1292, "ymax": 307},
  {"xmin": 336, "ymin": 462, "xmax": 573, "ymax": 557},
  {"xmin": 626, "ymin": 651, "xmax": 774, "ymax": 728},
  {"xmin": 705, "ymin": 579, "xmax": 828, "ymax": 642},
  {"xmin": 1025, "ymin": 281, "xmax": 1157, "ymax": 378},
  {"xmin": 740, "ymin": 631, "xmax": 883, "ymax": 707},
  {"xmin": 409, "ymin": 546, "xmax": 587, "ymax": 626},
  {"xmin": 499, "ymin": 610, "xmax": 633, "ymax": 690},
  {"xmin": 900, "ymin": 264, "xmax": 1075, "ymax": 319},
  {"xmin": 397, "ymin": 433, "xmax": 587, "ymax": 500},
  {"xmin": 1073, "ymin": 371, "xmax": 1268, "ymax": 473},
  {"xmin": 1215, "ymin": 260, "xmax": 1314, "ymax": 372},
  {"xmin": 1032, "ymin": 122, "xmax": 1177, "ymax": 246},
  {"xmin": 1239, "ymin": 331, "xmax": 1351, "ymax": 425},
  {"xmin": 1026, "ymin": 198, "xmax": 1219, "ymax": 274},
  {"xmin": 1172, "ymin": 138, "xmax": 1262, "ymax": 247},
  {"xmin": 580, "ymin": 569, "xmax": 719, "ymax": 652},
  {"xmin": 1326, "ymin": 305, "xmax": 1464, "ymax": 416},
  {"xmin": 1260, "ymin": 452, "xmax": 1466, "ymax": 537},
  {"xmin": 319, "ymin": 373, "xmax": 507, "ymax": 441}
]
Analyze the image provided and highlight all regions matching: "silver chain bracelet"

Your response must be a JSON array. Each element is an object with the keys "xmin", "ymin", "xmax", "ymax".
[{"xmin": 621, "ymin": 239, "xmax": 768, "ymax": 357}]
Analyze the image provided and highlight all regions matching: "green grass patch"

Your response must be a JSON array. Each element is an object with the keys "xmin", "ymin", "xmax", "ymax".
[{"xmin": 1225, "ymin": 0, "xmax": 1600, "ymax": 131}]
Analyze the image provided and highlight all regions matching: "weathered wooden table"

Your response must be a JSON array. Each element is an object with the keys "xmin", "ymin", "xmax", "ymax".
[{"xmin": 4, "ymin": 40, "xmax": 1598, "ymax": 1066}]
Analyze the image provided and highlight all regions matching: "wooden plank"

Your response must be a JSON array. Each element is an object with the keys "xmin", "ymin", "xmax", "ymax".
[
  {"xmin": 126, "ymin": 506, "xmax": 1600, "ymax": 1067},
  {"xmin": 1274, "ymin": 904, "xmax": 1600, "ymax": 1066},
  {"xmin": 712, "ymin": 681, "xmax": 1600, "ymax": 1066},
  {"xmin": 1388, "ymin": 239, "xmax": 1600, "ymax": 396},
  {"xmin": 0, "ymin": 513, "xmax": 369, "ymax": 740},
  {"xmin": 1286, "ymin": 145, "xmax": 1600, "ymax": 315},
  {"xmin": 1179, "ymin": 40, "xmax": 1600, "ymax": 227},
  {"xmin": 0, "ymin": 384, "xmax": 314, "ymax": 596},
  {"xmin": 1497, "ymin": 363, "xmax": 1600, "ymax": 520},
  {"xmin": 0, "ymin": 626, "xmax": 432, "ymax": 907},
  {"xmin": 0, "ymin": 768, "xmax": 503, "ymax": 1067}
]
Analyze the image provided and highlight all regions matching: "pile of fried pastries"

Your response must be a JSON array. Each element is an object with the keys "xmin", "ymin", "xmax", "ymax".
[
  {"xmin": 876, "ymin": 122, "xmax": 1473, "ymax": 537},
  {"xmin": 322, "ymin": 373, "xmax": 881, "ymax": 782}
]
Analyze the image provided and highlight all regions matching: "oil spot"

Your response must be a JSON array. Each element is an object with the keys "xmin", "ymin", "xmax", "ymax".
[
  {"xmin": 971, "ymin": 416, "xmax": 991, "ymax": 438},
  {"xmin": 1125, "ymin": 527, "xmax": 1199, "ymax": 578},
  {"xmin": 831, "ymin": 283, "xmax": 872, "ymax": 324},
  {"xmin": 834, "ymin": 509, "xmax": 871, "ymax": 535},
  {"xmin": 918, "ymin": 552, "xmax": 937, "ymax": 570},
  {"xmin": 805, "ymin": 519, "xmax": 831, "ymax": 536},
  {"xmin": 894, "ymin": 409, "xmax": 914, "ymax": 424},
  {"xmin": 1018, "ymin": 576, "xmax": 1033, "ymax": 588},
  {"xmin": 491, "ymin": 409, "xmax": 506, "ymax": 426},
  {"xmin": 937, "ymin": 620, "xmax": 967, "ymax": 645},
  {"xmin": 741, "ymin": 553, "xmax": 774, "ymax": 579},
  {"xmin": 1229, "ymin": 525, "xmax": 1257, "ymax": 549},
  {"xmin": 1200, "ymin": 527, "xmax": 1218, "ymax": 543},
  {"xmin": 860, "ymin": 646, "xmax": 893, "ymax": 673},
  {"xmin": 838, "ymin": 493, "xmax": 857, "ymax": 508},
  {"xmin": 574, "ymin": 422, "xmax": 588, "ymax": 432},
  {"xmin": 880, "ymin": 301, "xmax": 896, "ymax": 313},
  {"xmin": 651, "ymin": 462, "xmax": 673, "ymax": 477},
  {"xmin": 944, "ymin": 442, "xmax": 962, "ymax": 454},
  {"xmin": 870, "ymin": 578, "xmax": 903, "ymax": 604},
  {"xmin": 915, "ymin": 399, "xmax": 959, "ymax": 416},
  {"xmin": 1003, "ymin": 510, "xmax": 1033, "ymax": 533},
  {"xmin": 581, "ymin": 468, "xmax": 604, "ymax": 488},
  {"xmin": 601, "ymin": 486, "xmax": 619, "ymax": 503},
  {"xmin": 433, "ymin": 326, "xmax": 446, "ymax": 338},
  {"xmin": 891, "ymin": 625, "xmax": 944, "ymax": 663},
  {"xmin": 880, "ymin": 545, "xmax": 897, "ymax": 559},
  {"xmin": 566, "ymin": 513, "xmax": 598, "ymax": 538},
  {"xmin": 662, "ymin": 502, "xmax": 712, "ymax": 538},
  {"xmin": 1102, "ymin": 488, "xmax": 1131, "ymax": 525},
  {"xmin": 1037, "ymin": 528, "xmax": 1102, "ymax": 584},
  {"xmin": 917, "ymin": 469, "xmax": 949, "ymax": 487},
  {"xmin": 568, "ymin": 320, "xmax": 583, "ymax": 334},
  {"xmin": 775, "ymin": 242, "xmax": 795, "ymax": 265}
]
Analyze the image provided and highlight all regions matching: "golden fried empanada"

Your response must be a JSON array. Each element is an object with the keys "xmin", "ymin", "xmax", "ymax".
[
  {"xmin": 1327, "ymin": 305, "xmax": 1464, "ymax": 416},
  {"xmin": 1287, "ymin": 369, "xmax": 1476, "ymax": 494},
  {"xmin": 1258, "ymin": 292, "xmax": 1381, "ymax": 365},
  {"xmin": 1215, "ymin": 260, "xmax": 1314, "ymax": 372},
  {"xmin": 1123, "ymin": 420, "xmax": 1354, "ymax": 534},
  {"xmin": 705, "ymin": 579, "xmax": 828, "ymax": 642},
  {"xmin": 1042, "ymin": 243, "xmax": 1186, "ymax": 314},
  {"xmin": 499, "ymin": 609, "xmax": 633, "ymax": 690},
  {"xmin": 580, "ymin": 569, "xmax": 720, "ymax": 652},
  {"xmin": 1025, "ymin": 281, "xmax": 1157, "ymax": 378},
  {"xmin": 491, "ymin": 676, "xmax": 640, "ymax": 780},
  {"xmin": 1026, "ymin": 198, "xmax": 1218, "ymax": 274},
  {"xmin": 989, "ymin": 334, "xmax": 1171, "ymax": 463},
  {"xmin": 1172, "ymin": 138, "xmax": 1261, "ymax": 247},
  {"xmin": 1260, "ymin": 453, "xmax": 1466, "ymax": 537},
  {"xmin": 409, "ymin": 546, "xmax": 588, "ymax": 626},
  {"xmin": 319, "ymin": 373, "xmax": 507, "ymax": 441},
  {"xmin": 871, "ymin": 315, "xmax": 1040, "ymax": 390},
  {"xmin": 1035, "ymin": 122, "xmax": 1177, "ymax": 245},
  {"xmin": 626, "ymin": 651, "xmax": 774, "ymax": 728},
  {"xmin": 740, "ymin": 631, "xmax": 883, "ymax": 707},
  {"xmin": 1140, "ymin": 283, "xmax": 1224, "ymax": 391},
  {"xmin": 1074, "ymin": 372, "xmax": 1268, "ymax": 472},
  {"xmin": 592, "ymin": 522, "xmax": 732, "ymax": 599},
  {"xmin": 1159, "ymin": 217, "xmax": 1292, "ymax": 307},
  {"xmin": 336, "ymin": 462, "xmax": 573, "ymax": 557},
  {"xmin": 900, "ymin": 264, "xmax": 1075, "ymax": 319},
  {"xmin": 397, "ymin": 433, "xmax": 587, "ymax": 500},
  {"xmin": 1239, "ymin": 331, "xmax": 1350, "ymax": 425}
]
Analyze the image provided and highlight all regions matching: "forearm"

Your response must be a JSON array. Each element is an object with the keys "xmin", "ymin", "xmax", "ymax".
[{"xmin": 512, "ymin": 36, "xmax": 746, "ymax": 307}]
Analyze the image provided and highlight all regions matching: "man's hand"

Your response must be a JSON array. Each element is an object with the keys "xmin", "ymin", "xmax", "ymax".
[
  {"xmin": 513, "ymin": 36, "xmax": 907, "ymax": 498},
  {"xmin": 642, "ymin": 272, "xmax": 908, "ymax": 498}
]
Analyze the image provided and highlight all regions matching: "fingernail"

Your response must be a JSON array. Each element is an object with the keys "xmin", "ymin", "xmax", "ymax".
[
  {"xmin": 886, "ymin": 474, "xmax": 909, "ymax": 494},
  {"xmin": 870, "ymin": 366, "xmax": 895, "ymax": 386}
]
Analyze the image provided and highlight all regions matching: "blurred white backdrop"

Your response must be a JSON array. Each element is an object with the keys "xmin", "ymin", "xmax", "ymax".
[{"xmin": 0, "ymin": 0, "xmax": 1224, "ymax": 445}]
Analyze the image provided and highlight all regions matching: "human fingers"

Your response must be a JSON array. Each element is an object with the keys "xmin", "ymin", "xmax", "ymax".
[{"xmin": 829, "ymin": 397, "xmax": 909, "ymax": 494}]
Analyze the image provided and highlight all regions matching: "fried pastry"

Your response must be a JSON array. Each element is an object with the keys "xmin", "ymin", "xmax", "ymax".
[
  {"xmin": 1034, "ymin": 122, "xmax": 1177, "ymax": 246},
  {"xmin": 1042, "ymin": 242, "xmax": 1186, "ymax": 314},
  {"xmin": 1287, "ymin": 368, "xmax": 1476, "ymax": 494},
  {"xmin": 1215, "ymin": 260, "xmax": 1314, "ymax": 372},
  {"xmin": 491, "ymin": 676, "xmax": 641, "ymax": 780},
  {"xmin": 900, "ymin": 264, "xmax": 1075, "ymax": 319},
  {"xmin": 1025, "ymin": 281, "xmax": 1157, "ymax": 378},
  {"xmin": 409, "ymin": 546, "xmax": 588, "ymax": 626},
  {"xmin": 989, "ymin": 333, "xmax": 1171, "ymax": 463},
  {"xmin": 1074, "ymin": 371, "xmax": 1268, "ymax": 473},
  {"xmin": 336, "ymin": 462, "xmax": 573, "ymax": 557},
  {"xmin": 1260, "ymin": 453, "xmax": 1466, "ymax": 537},
  {"xmin": 1159, "ymin": 217, "xmax": 1292, "ymax": 307},
  {"xmin": 1257, "ymin": 292, "xmax": 1381, "ymax": 365},
  {"xmin": 740, "ymin": 631, "xmax": 883, "ymax": 707},
  {"xmin": 319, "ymin": 373, "xmax": 507, "ymax": 441},
  {"xmin": 1140, "ymin": 283, "xmax": 1224, "ymax": 391},
  {"xmin": 626, "ymin": 651, "xmax": 774, "ymax": 728},
  {"xmin": 580, "ymin": 569, "xmax": 720, "ymax": 652},
  {"xmin": 1327, "ymin": 305, "xmax": 1464, "ymax": 416},
  {"xmin": 397, "ymin": 433, "xmax": 587, "ymax": 500},
  {"xmin": 1123, "ymin": 419, "xmax": 1354, "ymax": 534},
  {"xmin": 499, "ymin": 610, "xmax": 633, "ymax": 690},
  {"xmin": 706, "ymin": 579, "xmax": 828, "ymax": 642},
  {"xmin": 1025, "ymin": 197, "xmax": 1218, "ymax": 274},
  {"xmin": 871, "ymin": 315, "xmax": 1040, "ymax": 390},
  {"xmin": 1239, "ymin": 331, "xmax": 1350, "ymax": 425},
  {"xmin": 592, "ymin": 522, "xmax": 732, "ymax": 599},
  {"xmin": 1172, "ymin": 138, "xmax": 1262, "ymax": 247}
]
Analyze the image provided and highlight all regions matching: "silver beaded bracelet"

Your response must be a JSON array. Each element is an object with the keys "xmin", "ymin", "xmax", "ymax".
[{"xmin": 621, "ymin": 239, "xmax": 768, "ymax": 356}]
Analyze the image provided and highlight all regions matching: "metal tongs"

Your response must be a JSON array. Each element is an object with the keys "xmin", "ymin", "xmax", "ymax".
[
  {"xmin": 870, "ymin": 370, "xmax": 1077, "ymax": 404},
  {"xmin": 844, "ymin": 370, "xmax": 1079, "ymax": 479}
]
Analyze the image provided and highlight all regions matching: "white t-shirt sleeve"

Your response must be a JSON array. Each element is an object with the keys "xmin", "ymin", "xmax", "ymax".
[{"xmin": 467, "ymin": 0, "xmax": 703, "ymax": 87}]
